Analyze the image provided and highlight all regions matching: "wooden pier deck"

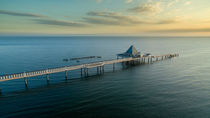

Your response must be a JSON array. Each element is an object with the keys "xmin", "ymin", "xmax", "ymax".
[{"xmin": 0, "ymin": 54, "xmax": 178, "ymax": 83}]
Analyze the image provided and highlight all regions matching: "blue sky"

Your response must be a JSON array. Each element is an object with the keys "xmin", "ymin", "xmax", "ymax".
[{"xmin": 1, "ymin": 0, "xmax": 210, "ymax": 36}]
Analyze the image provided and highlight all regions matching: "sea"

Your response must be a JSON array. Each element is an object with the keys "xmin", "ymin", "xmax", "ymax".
[{"xmin": 0, "ymin": 36, "xmax": 210, "ymax": 118}]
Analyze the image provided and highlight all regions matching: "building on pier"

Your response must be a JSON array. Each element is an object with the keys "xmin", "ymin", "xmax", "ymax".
[{"xmin": 117, "ymin": 45, "xmax": 142, "ymax": 58}]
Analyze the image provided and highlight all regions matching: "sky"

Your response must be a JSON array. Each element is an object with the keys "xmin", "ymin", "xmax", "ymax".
[{"xmin": 1, "ymin": 0, "xmax": 210, "ymax": 36}]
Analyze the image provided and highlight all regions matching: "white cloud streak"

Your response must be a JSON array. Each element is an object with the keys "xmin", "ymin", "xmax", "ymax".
[{"xmin": 128, "ymin": 1, "xmax": 162, "ymax": 14}]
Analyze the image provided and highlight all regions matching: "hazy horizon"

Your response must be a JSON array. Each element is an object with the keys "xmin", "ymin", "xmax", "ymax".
[{"xmin": 2, "ymin": 34, "xmax": 210, "ymax": 38}]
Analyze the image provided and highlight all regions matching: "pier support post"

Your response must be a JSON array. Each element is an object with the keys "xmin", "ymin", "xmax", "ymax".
[
  {"xmin": 81, "ymin": 68, "xmax": 83, "ymax": 78},
  {"xmin": 113, "ymin": 63, "xmax": 115, "ymax": 72},
  {"xmin": 84, "ymin": 68, "xmax": 88, "ymax": 77},
  {"xmin": 84, "ymin": 68, "xmax": 86, "ymax": 77},
  {"xmin": 102, "ymin": 65, "xmax": 104, "ymax": 73},
  {"xmin": 97, "ymin": 67, "xmax": 99, "ymax": 74},
  {"xmin": 0, "ymin": 89, "xmax": 2, "ymax": 95},
  {"xmin": 65, "ymin": 71, "xmax": 68, "ymax": 80},
  {"xmin": 46, "ymin": 74, "xmax": 49, "ymax": 83},
  {"xmin": 99, "ymin": 66, "xmax": 101, "ymax": 74},
  {"xmin": 87, "ymin": 68, "xmax": 89, "ymax": 77},
  {"xmin": 132, "ymin": 60, "xmax": 135, "ymax": 65},
  {"xmin": 24, "ymin": 78, "xmax": 28, "ymax": 88},
  {"xmin": 122, "ymin": 62, "xmax": 124, "ymax": 68}
]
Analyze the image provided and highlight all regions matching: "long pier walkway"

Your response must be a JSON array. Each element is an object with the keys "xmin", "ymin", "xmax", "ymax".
[{"xmin": 0, "ymin": 54, "xmax": 178, "ymax": 93}]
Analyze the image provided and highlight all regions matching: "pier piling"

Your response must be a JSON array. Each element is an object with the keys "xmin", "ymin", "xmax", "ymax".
[
  {"xmin": 24, "ymin": 78, "xmax": 28, "ymax": 88},
  {"xmin": 102, "ymin": 66, "xmax": 104, "ymax": 73},
  {"xmin": 81, "ymin": 68, "xmax": 83, "ymax": 78},
  {"xmin": 87, "ymin": 68, "xmax": 89, "ymax": 77},
  {"xmin": 65, "ymin": 71, "xmax": 68, "ymax": 80},
  {"xmin": 113, "ymin": 63, "xmax": 115, "ymax": 72},
  {"xmin": 97, "ymin": 67, "xmax": 99, "ymax": 74},
  {"xmin": 46, "ymin": 74, "xmax": 49, "ymax": 82},
  {"xmin": 100, "ymin": 66, "xmax": 102, "ymax": 74},
  {"xmin": 84, "ymin": 68, "xmax": 87, "ymax": 77}
]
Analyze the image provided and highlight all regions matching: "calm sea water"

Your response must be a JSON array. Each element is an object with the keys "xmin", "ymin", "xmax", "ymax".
[{"xmin": 1, "ymin": 36, "xmax": 210, "ymax": 118}]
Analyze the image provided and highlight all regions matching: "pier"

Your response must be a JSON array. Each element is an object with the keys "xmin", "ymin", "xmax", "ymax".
[
  {"xmin": 0, "ymin": 46, "xmax": 179, "ymax": 94},
  {"xmin": 0, "ymin": 54, "xmax": 178, "ymax": 91},
  {"xmin": 0, "ymin": 54, "xmax": 178, "ymax": 83}
]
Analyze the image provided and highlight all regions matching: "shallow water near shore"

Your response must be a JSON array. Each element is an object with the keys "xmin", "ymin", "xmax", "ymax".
[{"xmin": 1, "ymin": 36, "xmax": 210, "ymax": 118}]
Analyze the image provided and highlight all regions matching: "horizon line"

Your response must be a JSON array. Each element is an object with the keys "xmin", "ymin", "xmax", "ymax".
[{"xmin": 1, "ymin": 34, "xmax": 210, "ymax": 38}]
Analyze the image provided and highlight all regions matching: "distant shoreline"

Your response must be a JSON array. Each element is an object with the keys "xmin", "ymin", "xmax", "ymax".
[{"xmin": 1, "ymin": 35, "xmax": 210, "ymax": 38}]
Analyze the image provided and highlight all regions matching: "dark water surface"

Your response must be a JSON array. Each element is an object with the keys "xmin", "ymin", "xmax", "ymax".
[{"xmin": 1, "ymin": 36, "xmax": 210, "ymax": 118}]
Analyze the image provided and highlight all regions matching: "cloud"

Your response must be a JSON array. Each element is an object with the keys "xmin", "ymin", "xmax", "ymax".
[
  {"xmin": 83, "ymin": 17, "xmax": 122, "ymax": 25},
  {"xmin": 168, "ymin": 0, "xmax": 191, "ymax": 7},
  {"xmin": 168, "ymin": 0, "xmax": 179, "ymax": 7},
  {"xmin": 33, "ymin": 19, "xmax": 87, "ymax": 27},
  {"xmin": 84, "ymin": 11, "xmax": 178, "ymax": 26},
  {"xmin": 87, "ymin": 11, "xmax": 138, "ymax": 22},
  {"xmin": 155, "ymin": 19, "xmax": 180, "ymax": 24},
  {"xmin": 128, "ymin": 2, "xmax": 162, "ymax": 13},
  {"xmin": 126, "ymin": 0, "xmax": 133, "ymax": 4},
  {"xmin": 150, "ymin": 28, "xmax": 210, "ymax": 33},
  {"xmin": 96, "ymin": 0, "xmax": 103, "ymax": 3},
  {"xmin": 185, "ymin": 1, "xmax": 191, "ymax": 5},
  {"xmin": 0, "ymin": 10, "xmax": 46, "ymax": 18},
  {"xmin": 0, "ymin": 9, "xmax": 87, "ymax": 27},
  {"xmin": 85, "ymin": 11, "xmax": 145, "ymax": 25}
]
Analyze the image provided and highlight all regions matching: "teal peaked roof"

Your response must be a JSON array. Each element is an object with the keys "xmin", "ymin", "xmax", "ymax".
[
  {"xmin": 125, "ymin": 45, "xmax": 138, "ymax": 55},
  {"xmin": 117, "ymin": 45, "xmax": 140, "ymax": 58}
]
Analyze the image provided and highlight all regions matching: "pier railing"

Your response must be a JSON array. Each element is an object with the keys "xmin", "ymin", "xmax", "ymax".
[{"xmin": 0, "ymin": 54, "xmax": 179, "ymax": 82}]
